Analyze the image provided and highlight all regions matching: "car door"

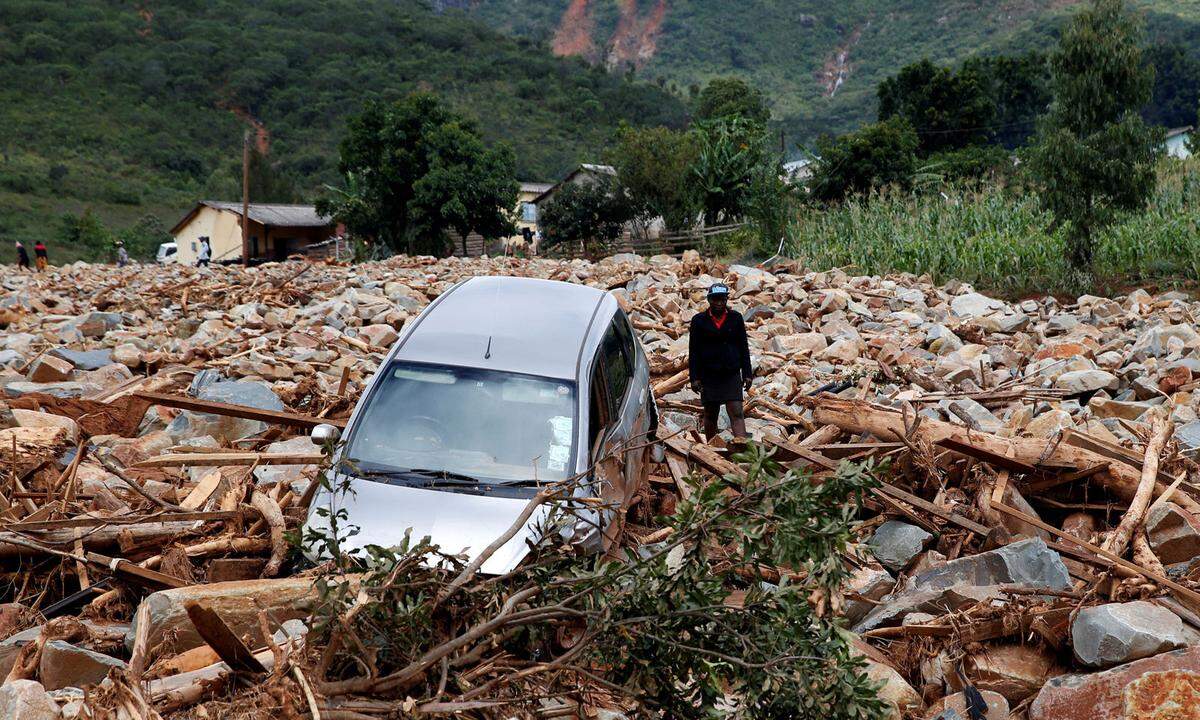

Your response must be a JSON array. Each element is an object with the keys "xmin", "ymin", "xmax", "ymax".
[
  {"xmin": 611, "ymin": 310, "xmax": 652, "ymax": 503},
  {"xmin": 587, "ymin": 313, "xmax": 638, "ymax": 549}
]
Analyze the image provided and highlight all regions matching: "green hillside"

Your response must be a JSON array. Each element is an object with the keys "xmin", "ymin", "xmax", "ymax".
[
  {"xmin": 461, "ymin": 0, "xmax": 1200, "ymax": 147},
  {"xmin": 0, "ymin": 0, "xmax": 687, "ymax": 260}
]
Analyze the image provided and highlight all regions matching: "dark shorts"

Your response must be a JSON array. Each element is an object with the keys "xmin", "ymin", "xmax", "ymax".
[{"xmin": 700, "ymin": 373, "xmax": 743, "ymax": 405}]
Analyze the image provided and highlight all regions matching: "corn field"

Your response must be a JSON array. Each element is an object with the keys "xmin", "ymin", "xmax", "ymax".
[{"xmin": 785, "ymin": 160, "xmax": 1200, "ymax": 297}]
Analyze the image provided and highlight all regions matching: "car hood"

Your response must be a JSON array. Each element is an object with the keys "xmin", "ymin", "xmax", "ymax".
[{"xmin": 304, "ymin": 475, "xmax": 551, "ymax": 575}]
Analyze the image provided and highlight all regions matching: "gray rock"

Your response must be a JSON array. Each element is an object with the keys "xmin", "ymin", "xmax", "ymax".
[
  {"xmin": 869, "ymin": 521, "xmax": 932, "ymax": 573},
  {"xmin": 1071, "ymin": 601, "xmax": 1187, "ymax": 668},
  {"xmin": 253, "ymin": 436, "xmax": 321, "ymax": 492},
  {"xmin": 842, "ymin": 566, "xmax": 896, "ymax": 624},
  {"xmin": 1145, "ymin": 502, "xmax": 1200, "ymax": 565},
  {"xmin": 1175, "ymin": 420, "xmax": 1200, "ymax": 456},
  {"xmin": 0, "ymin": 680, "xmax": 60, "ymax": 720},
  {"xmin": 855, "ymin": 539, "xmax": 1070, "ymax": 632},
  {"xmin": 947, "ymin": 397, "xmax": 1003, "ymax": 432},
  {"xmin": 0, "ymin": 350, "xmax": 23, "ymax": 367},
  {"xmin": 1131, "ymin": 324, "xmax": 1199, "ymax": 360},
  {"xmin": 3, "ymin": 382, "xmax": 89, "ymax": 399},
  {"xmin": 1055, "ymin": 369, "xmax": 1119, "ymax": 394},
  {"xmin": 48, "ymin": 349, "xmax": 113, "ymax": 371},
  {"xmin": 912, "ymin": 538, "xmax": 1070, "ymax": 591},
  {"xmin": 951, "ymin": 292, "xmax": 1009, "ymax": 319},
  {"xmin": 1045, "ymin": 314, "xmax": 1079, "ymax": 335},
  {"xmin": 64, "ymin": 311, "xmax": 122, "ymax": 339},
  {"xmin": 743, "ymin": 305, "xmax": 775, "ymax": 321},
  {"xmin": 167, "ymin": 380, "xmax": 284, "ymax": 444},
  {"xmin": 39, "ymin": 640, "xmax": 126, "ymax": 690}
]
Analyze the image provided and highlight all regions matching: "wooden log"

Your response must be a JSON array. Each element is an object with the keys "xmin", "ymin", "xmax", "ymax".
[
  {"xmin": 184, "ymin": 602, "xmax": 267, "ymax": 674},
  {"xmin": 1102, "ymin": 411, "xmax": 1172, "ymax": 559},
  {"xmin": 135, "ymin": 452, "xmax": 325, "ymax": 468},
  {"xmin": 652, "ymin": 369, "xmax": 689, "ymax": 397},
  {"xmin": 0, "ymin": 520, "xmax": 200, "ymax": 558},
  {"xmin": 805, "ymin": 396, "xmax": 1200, "ymax": 516},
  {"xmin": 133, "ymin": 391, "xmax": 346, "ymax": 429}
]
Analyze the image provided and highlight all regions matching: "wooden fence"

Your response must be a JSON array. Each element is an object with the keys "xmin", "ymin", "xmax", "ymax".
[{"xmin": 540, "ymin": 223, "xmax": 745, "ymax": 260}]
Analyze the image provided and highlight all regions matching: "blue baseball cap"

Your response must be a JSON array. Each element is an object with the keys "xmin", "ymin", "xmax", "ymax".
[{"xmin": 707, "ymin": 283, "xmax": 730, "ymax": 297}]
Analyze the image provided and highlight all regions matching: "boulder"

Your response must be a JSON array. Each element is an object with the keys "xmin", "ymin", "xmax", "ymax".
[
  {"xmin": 968, "ymin": 644, "xmax": 1064, "ymax": 702},
  {"xmin": 925, "ymin": 690, "xmax": 1007, "ymax": 720},
  {"xmin": 1176, "ymin": 420, "xmax": 1200, "ymax": 456},
  {"xmin": 26, "ymin": 356, "xmax": 73, "ymax": 383},
  {"xmin": 357, "ymin": 324, "xmax": 399, "ymax": 348},
  {"xmin": 48, "ymin": 349, "xmax": 112, "ymax": 371},
  {"xmin": 1146, "ymin": 502, "xmax": 1200, "ymax": 565},
  {"xmin": 1055, "ymin": 369, "xmax": 1119, "ymax": 394},
  {"xmin": 1088, "ymin": 397, "xmax": 1154, "ymax": 420},
  {"xmin": 769, "ymin": 333, "xmax": 827, "ymax": 356},
  {"xmin": 869, "ymin": 521, "xmax": 932, "ymax": 573},
  {"xmin": 127, "ymin": 577, "xmax": 329, "ymax": 654},
  {"xmin": 1025, "ymin": 409, "xmax": 1074, "ymax": 438},
  {"xmin": 10, "ymin": 410, "xmax": 79, "ymax": 444},
  {"xmin": 110, "ymin": 344, "xmax": 142, "ymax": 368},
  {"xmin": 950, "ymin": 293, "xmax": 1008, "ymax": 319},
  {"xmin": 39, "ymin": 640, "xmax": 126, "ymax": 690},
  {"xmin": 166, "ymin": 380, "xmax": 284, "ymax": 444},
  {"xmin": 1030, "ymin": 646, "xmax": 1200, "ymax": 720},
  {"xmin": 3, "ymin": 382, "xmax": 89, "ymax": 400},
  {"xmin": 848, "ymin": 634, "xmax": 922, "ymax": 719},
  {"xmin": 842, "ymin": 566, "xmax": 896, "ymax": 624},
  {"xmin": 855, "ymin": 539, "xmax": 1071, "ymax": 631},
  {"xmin": 1072, "ymin": 601, "xmax": 1188, "ymax": 668},
  {"xmin": 0, "ymin": 680, "xmax": 60, "ymax": 720},
  {"xmin": 253, "ymin": 436, "xmax": 321, "ymax": 492},
  {"xmin": 947, "ymin": 398, "xmax": 1002, "ymax": 433}
]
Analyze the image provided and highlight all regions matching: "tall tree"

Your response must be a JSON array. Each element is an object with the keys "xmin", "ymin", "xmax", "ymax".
[
  {"xmin": 318, "ymin": 92, "xmax": 517, "ymax": 255},
  {"xmin": 1026, "ymin": 0, "xmax": 1162, "ymax": 271},
  {"xmin": 1142, "ymin": 43, "xmax": 1200, "ymax": 130},
  {"xmin": 809, "ymin": 117, "xmax": 919, "ymax": 203},
  {"xmin": 609, "ymin": 124, "xmax": 699, "ymax": 234},
  {"xmin": 878, "ymin": 59, "xmax": 995, "ymax": 155},
  {"xmin": 538, "ymin": 178, "xmax": 632, "ymax": 252},
  {"xmin": 690, "ymin": 117, "xmax": 770, "ymax": 226},
  {"xmin": 694, "ymin": 77, "xmax": 770, "ymax": 125}
]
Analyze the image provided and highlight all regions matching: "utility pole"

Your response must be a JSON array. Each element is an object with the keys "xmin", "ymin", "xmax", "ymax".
[{"xmin": 241, "ymin": 129, "xmax": 251, "ymax": 267}]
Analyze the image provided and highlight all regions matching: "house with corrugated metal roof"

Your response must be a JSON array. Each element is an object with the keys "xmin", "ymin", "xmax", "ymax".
[{"xmin": 169, "ymin": 201, "xmax": 336, "ymax": 265}]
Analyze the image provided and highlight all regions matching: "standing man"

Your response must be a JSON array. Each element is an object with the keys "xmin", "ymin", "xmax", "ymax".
[
  {"xmin": 116, "ymin": 242, "xmax": 129, "ymax": 267},
  {"xmin": 197, "ymin": 237, "xmax": 211, "ymax": 267},
  {"xmin": 33, "ymin": 240, "xmax": 48, "ymax": 272},
  {"xmin": 688, "ymin": 283, "xmax": 753, "ymax": 441},
  {"xmin": 14, "ymin": 241, "xmax": 30, "ymax": 271}
]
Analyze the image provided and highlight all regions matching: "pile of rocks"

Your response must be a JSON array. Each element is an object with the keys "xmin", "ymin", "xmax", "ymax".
[{"xmin": 0, "ymin": 252, "xmax": 1198, "ymax": 717}]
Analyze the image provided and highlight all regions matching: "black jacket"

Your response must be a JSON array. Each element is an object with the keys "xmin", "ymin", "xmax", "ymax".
[{"xmin": 689, "ymin": 309, "xmax": 752, "ymax": 384}]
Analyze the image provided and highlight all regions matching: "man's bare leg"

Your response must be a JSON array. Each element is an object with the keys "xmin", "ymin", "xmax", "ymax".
[
  {"xmin": 726, "ymin": 401, "xmax": 747, "ymax": 439},
  {"xmin": 702, "ymin": 402, "xmax": 721, "ymax": 441}
]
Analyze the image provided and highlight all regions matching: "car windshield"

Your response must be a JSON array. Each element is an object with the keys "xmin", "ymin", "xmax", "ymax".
[{"xmin": 343, "ymin": 362, "xmax": 577, "ymax": 485}]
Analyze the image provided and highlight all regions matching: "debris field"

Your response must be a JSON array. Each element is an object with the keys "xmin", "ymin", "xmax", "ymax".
[{"xmin": 0, "ymin": 251, "xmax": 1199, "ymax": 718}]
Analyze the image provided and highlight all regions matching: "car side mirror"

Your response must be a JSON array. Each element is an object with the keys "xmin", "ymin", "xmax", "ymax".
[{"xmin": 310, "ymin": 423, "xmax": 341, "ymax": 447}]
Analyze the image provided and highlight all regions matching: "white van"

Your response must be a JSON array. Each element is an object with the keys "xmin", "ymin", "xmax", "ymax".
[{"xmin": 156, "ymin": 242, "xmax": 179, "ymax": 264}]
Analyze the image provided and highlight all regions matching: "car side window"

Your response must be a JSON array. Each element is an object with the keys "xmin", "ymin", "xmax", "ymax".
[
  {"xmin": 600, "ymin": 318, "xmax": 632, "ymax": 418},
  {"xmin": 614, "ymin": 309, "xmax": 637, "ymax": 367},
  {"xmin": 588, "ymin": 350, "xmax": 611, "ymax": 452}
]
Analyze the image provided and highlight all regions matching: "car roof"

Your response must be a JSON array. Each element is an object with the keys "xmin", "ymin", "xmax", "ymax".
[{"xmin": 395, "ymin": 276, "xmax": 611, "ymax": 380}]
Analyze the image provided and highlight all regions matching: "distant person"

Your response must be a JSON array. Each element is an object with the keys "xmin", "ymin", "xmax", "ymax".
[
  {"xmin": 116, "ymin": 242, "xmax": 129, "ymax": 267},
  {"xmin": 14, "ymin": 241, "xmax": 29, "ymax": 271},
  {"xmin": 688, "ymin": 282, "xmax": 753, "ymax": 441},
  {"xmin": 197, "ymin": 237, "xmax": 211, "ymax": 267},
  {"xmin": 33, "ymin": 241, "xmax": 48, "ymax": 272}
]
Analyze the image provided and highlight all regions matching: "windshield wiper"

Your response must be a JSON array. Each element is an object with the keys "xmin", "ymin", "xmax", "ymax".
[{"xmin": 358, "ymin": 467, "xmax": 482, "ymax": 487}]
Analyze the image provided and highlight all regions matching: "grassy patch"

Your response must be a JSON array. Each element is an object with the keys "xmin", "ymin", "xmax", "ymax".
[{"xmin": 785, "ymin": 160, "xmax": 1200, "ymax": 298}]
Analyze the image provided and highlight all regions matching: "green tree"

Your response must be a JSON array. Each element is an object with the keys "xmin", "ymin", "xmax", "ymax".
[
  {"xmin": 204, "ymin": 144, "xmax": 302, "ymax": 204},
  {"xmin": 57, "ymin": 209, "xmax": 112, "ymax": 257},
  {"xmin": 694, "ymin": 77, "xmax": 770, "ymax": 125},
  {"xmin": 116, "ymin": 214, "xmax": 172, "ymax": 260},
  {"xmin": 1026, "ymin": 0, "xmax": 1163, "ymax": 271},
  {"xmin": 1143, "ymin": 43, "xmax": 1200, "ymax": 130},
  {"xmin": 318, "ymin": 92, "xmax": 517, "ymax": 255},
  {"xmin": 690, "ymin": 117, "xmax": 770, "ymax": 226},
  {"xmin": 538, "ymin": 178, "xmax": 632, "ymax": 252},
  {"xmin": 609, "ymin": 123, "xmax": 699, "ymax": 234},
  {"xmin": 809, "ymin": 117, "xmax": 919, "ymax": 203},
  {"xmin": 878, "ymin": 58, "xmax": 995, "ymax": 155},
  {"xmin": 410, "ymin": 121, "xmax": 518, "ymax": 255}
]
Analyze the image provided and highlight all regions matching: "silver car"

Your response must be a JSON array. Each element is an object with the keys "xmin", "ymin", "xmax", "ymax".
[{"xmin": 305, "ymin": 276, "xmax": 657, "ymax": 574}]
